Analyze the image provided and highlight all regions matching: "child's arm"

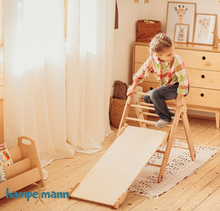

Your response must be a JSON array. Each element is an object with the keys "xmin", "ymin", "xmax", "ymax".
[
  {"xmin": 175, "ymin": 94, "xmax": 184, "ymax": 109},
  {"xmin": 127, "ymin": 81, "xmax": 138, "ymax": 98},
  {"xmin": 174, "ymin": 59, "xmax": 189, "ymax": 95},
  {"xmin": 127, "ymin": 57, "xmax": 153, "ymax": 97},
  {"xmin": 173, "ymin": 57, "xmax": 189, "ymax": 108}
]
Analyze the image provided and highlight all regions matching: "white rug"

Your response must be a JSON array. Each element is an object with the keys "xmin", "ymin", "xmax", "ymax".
[{"xmin": 128, "ymin": 143, "xmax": 219, "ymax": 198}]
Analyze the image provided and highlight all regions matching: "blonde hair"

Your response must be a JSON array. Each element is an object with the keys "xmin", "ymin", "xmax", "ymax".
[{"xmin": 150, "ymin": 33, "xmax": 173, "ymax": 56}]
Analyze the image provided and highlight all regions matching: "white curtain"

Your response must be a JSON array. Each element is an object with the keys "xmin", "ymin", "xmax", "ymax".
[
  {"xmin": 66, "ymin": 0, "xmax": 115, "ymax": 153},
  {"xmin": 0, "ymin": 0, "xmax": 3, "ymax": 44},
  {"xmin": 4, "ymin": 0, "xmax": 74, "ymax": 167},
  {"xmin": 4, "ymin": 0, "xmax": 115, "ymax": 165}
]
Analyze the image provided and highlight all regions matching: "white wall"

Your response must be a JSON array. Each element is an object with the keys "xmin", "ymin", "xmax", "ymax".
[
  {"xmin": 143, "ymin": 0, "xmax": 219, "ymax": 35},
  {"xmin": 111, "ymin": 0, "xmax": 144, "ymax": 93}
]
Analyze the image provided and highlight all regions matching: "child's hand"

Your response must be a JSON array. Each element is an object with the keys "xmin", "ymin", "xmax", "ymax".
[
  {"xmin": 175, "ymin": 94, "xmax": 184, "ymax": 109},
  {"xmin": 127, "ymin": 84, "xmax": 136, "ymax": 98}
]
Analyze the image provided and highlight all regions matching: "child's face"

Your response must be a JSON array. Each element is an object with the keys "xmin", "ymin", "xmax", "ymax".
[{"xmin": 155, "ymin": 47, "xmax": 175, "ymax": 62}]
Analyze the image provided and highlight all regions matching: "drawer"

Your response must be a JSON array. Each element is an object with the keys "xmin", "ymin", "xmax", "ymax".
[
  {"xmin": 187, "ymin": 69, "xmax": 220, "ymax": 90},
  {"xmin": 175, "ymin": 49, "xmax": 220, "ymax": 71},
  {"xmin": 134, "ymin": 63, "xmax": 158, "ymax": 83},
  {"xmin": 134, "ymin": 45, "xmax": 150, "ymax": 63},
  {"xmin": 186, "ymin": 87, "xmax": 220, "ymax": 108},
  {"xmin": 0, "ymin": 86, "xmax": 3, "ymax": 100}
]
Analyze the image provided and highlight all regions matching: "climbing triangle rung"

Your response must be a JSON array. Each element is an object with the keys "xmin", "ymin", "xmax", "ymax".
[
  {"xmin": 135, "ymin": 92, "xmax": 150, "ymax": 96},
  {"xmin": 130, "ymin": 104, "xmax": 156, "ymax": 111},
  {"xmin": 142, "ymin": 112, "xmax": 159, "ymax": 117},
  {"xmin": 141, "ymin": 111, "xmax": 182, "ymax": 121},
  {"xmin": 138, "ymin": 102, "xmax": 176, "ymax": 111},
  {"xmin": 125, "ymin": 117, "xmax": 172, "ymax": 128}
]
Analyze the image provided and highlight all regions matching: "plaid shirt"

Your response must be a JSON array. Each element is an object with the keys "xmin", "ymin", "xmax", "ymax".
[{"xmin": 133, "ymin": 54, "xmax": 189, "ymax": 95}]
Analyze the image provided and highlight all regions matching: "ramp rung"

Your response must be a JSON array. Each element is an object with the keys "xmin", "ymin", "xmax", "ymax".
[
  {"xmin": 126, "ymin": 117, "xmax": 172, "ymax": 128},
  {"xmin": 156, "ymin": 150, "xmax": 165, "ymax": 154},
  {"xmin": 147, "ymin": 163, "xmax": 162, "ymax": 168},
  {"xmin": 172, "ymin": 145, "xmax": 189, "ymax": 150},
  {"xmin": 175, "ymin": 136, "xmax": 186, "ymax": 140}
]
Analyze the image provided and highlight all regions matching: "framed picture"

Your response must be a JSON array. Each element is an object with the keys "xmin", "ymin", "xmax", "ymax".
[
  {"xmin": 165, "ymin": 2, "xmax": 196, "ymax": 43},
  {"xmin": 174, "ymin": 24, "xmax": 189, "ymax": 43},
  {"xmin": 193, "ymin": 13, "xmax": 217, "ymax": 45}
]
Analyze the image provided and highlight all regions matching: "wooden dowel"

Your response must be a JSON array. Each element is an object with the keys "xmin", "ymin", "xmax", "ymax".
[
  {"xmin": 172, "ymin": 116, "xmax": 182, "ymax": 121},
  {"xmin": 177, "ymin": 127, "xmax": 185, "ymax": 130},
  {"xmin": 156, "ymin": 150, "xmax": 165, "ymax": 154},
  {"xmin": 138, "ymin": 102, "xmax": 154, "ymax": 107},
  {"xmin": 172, "ymin": 145, "xmax": 189, "ymax": 150},
  {"xmin": 147, "ymin": 163, "xmax": 162, "ymax": 168},
  {"xmin": 135, "ymin": 91, "xmax": 150, "ymax": 96},
  {"xmin": 175, "ymin": 136, "xmax": 186, "ymax": 140},
  {"xmin": 142, "ymin": 112, "xmax": 159, "ymax": 117},
  {"xmin": 139, "ymin": 101, "xmax": 176, "ymax": 111},
  {"xmin": 125, "ymin": 117, "xmax": 172, "ymax": 128},
  {"xmin": 130, "ymin": 104, "xmax": 155, "ymax": 111}
]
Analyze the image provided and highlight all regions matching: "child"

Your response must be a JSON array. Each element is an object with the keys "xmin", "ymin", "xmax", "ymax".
[{"xmin": 127, "ymin": 33, "xmax": 189, "ymax": 128}]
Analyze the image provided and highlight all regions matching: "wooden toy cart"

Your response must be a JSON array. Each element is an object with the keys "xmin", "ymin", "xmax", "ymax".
[{"xmin": 0, "ymin": 136, "xmax": 45, "ymax": 199}]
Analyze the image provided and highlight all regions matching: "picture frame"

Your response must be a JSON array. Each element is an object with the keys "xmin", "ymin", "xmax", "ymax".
[
  {"xmin": 165, "ymin": 2, "xmax": 196, "ymax": 43},
  {"xmin": 174, "ymin": 23, "xmax": 189, "ymax": 43},
  {"xmin": 193, "ymin": 13, "xmax": 217, "ymax": 45}
]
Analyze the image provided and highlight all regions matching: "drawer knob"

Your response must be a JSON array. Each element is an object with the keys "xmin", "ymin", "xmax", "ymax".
[
  {"xmin": 201, "ymin": 93, "xmax": 204, "ymax": 97},
  {"xmin": 201, "ymin": 75, "xmax": 205, "ymax": 78},
  {"xmin": 202, "ymin": 56, "xmax": 206, "ymax": 60},
  {"xmin": 150, "ymin": 87, "xmax": 153, "ymax": 90}
]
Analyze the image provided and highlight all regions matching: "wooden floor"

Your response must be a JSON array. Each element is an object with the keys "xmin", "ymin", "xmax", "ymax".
[{"xmin": 1, "ymin": 117, "xmax": 220, "ymax": 211}]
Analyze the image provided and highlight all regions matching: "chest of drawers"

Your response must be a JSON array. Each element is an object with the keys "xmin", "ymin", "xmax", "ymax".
[{"xmin": 133, "ymin": 42, "xmax": 220, "ymax": 128}]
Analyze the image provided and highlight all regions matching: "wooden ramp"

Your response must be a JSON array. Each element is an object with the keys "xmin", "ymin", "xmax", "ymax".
[{"xmin": 69, "ymin": 125, "xmax": 167, "ymax": 209}]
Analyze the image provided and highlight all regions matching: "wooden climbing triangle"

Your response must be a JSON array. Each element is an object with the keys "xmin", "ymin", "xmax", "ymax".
[{"xmin": 69, "ymin": 92, "xmax": 196, "ymax": 209}]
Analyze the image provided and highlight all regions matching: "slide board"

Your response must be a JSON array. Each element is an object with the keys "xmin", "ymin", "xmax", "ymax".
[{"xmin": 70, "ymin": 126, "xmax": 167, "ymax": 208}]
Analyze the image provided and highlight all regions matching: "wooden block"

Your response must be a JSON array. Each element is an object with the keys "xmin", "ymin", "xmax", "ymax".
[{"xmin": 70, "ymin": 126, "xmax": 167, "ymax": 208}]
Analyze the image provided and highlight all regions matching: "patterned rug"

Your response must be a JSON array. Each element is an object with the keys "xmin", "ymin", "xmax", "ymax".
[{"xmin": 128, "ymin": 143, "xmax": 219, "ymax": 198}]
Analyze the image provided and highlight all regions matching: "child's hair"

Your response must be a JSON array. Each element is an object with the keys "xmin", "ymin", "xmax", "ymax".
[{"xmin": 150, "ymin": 33, "xmax": 173, "ymax": 56}]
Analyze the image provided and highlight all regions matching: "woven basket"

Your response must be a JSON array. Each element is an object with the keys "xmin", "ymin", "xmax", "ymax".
[
  {"xmin": 109, "ymin": 97, "xmax": 139, "ymax": 128},
  {"xmin": 136, "ymin": 20, "xmax": 161, "ymax": 43}
]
